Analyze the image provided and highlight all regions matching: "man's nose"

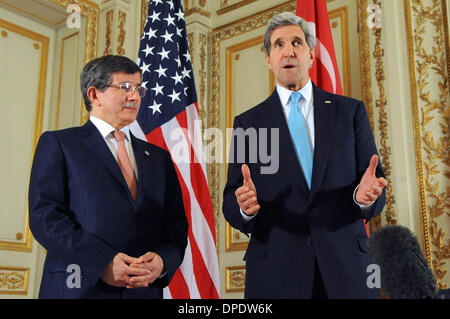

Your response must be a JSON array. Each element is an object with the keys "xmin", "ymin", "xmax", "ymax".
[
  {"xmin": 127, "ymin": 88, "xmax": 140, "ymax": 101},
  {"xmin": 283, "ymin": 44, "xmax": 294, "ymax": 57}
]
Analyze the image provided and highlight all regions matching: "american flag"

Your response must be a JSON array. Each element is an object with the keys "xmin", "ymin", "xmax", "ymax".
[{"xmin": 130, "ymin": 0, "xmax": 220, "ymax": 298}]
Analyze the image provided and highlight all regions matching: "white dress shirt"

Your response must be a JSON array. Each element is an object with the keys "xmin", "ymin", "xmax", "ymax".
[{"xmin": 90, "ymin": 115, "xmax": 138, "ymax": 178}]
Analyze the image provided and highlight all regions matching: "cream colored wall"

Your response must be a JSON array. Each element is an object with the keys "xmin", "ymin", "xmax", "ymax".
[{"xmin": 0, "ymin": 0, "xmax": 448, "ymax": 298}]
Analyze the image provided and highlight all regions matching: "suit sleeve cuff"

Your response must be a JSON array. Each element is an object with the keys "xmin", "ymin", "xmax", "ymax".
[{"xmin": 240, "ymin": 208, "xmax": 258, "ymax": 221}]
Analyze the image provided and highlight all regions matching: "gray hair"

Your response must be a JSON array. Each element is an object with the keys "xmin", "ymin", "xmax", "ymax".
[{"xmin": 264, "ymin": 12, "xmax": 316, "ymax": 56}]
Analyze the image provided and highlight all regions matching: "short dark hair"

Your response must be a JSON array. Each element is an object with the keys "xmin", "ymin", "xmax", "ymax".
[{"xmin": 80, "ymin": 55, "xmax": 141, "ymax": 112}]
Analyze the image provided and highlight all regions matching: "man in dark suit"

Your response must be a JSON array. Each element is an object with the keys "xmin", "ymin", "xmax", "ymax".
[
  {"xmin": 28, "ymin": 55, "xmax": 188, "ymax": 298},
  {"xmin": 223, "ymin": 12, "xmax": 388, "ymax": 298}
]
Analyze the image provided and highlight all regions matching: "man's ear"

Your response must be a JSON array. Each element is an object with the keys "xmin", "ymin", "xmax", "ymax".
[
  {"xmin": 87, "ymin": 86, "xmax": 100, "ymax": 107},
  {"xmin": 309, "ymin": 48, "xmax": 315, "ymax": 65},
  {"xmin": 265, "ymin": 54, "xmax": 272, "ymax": 70}
]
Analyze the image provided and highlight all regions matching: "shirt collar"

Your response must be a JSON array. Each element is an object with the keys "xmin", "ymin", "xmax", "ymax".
[
  {"xmin": 89, "ymin": 115, "xmax": 131, "ymax": 141},
  {"xmin": 276, "ymin": 79, "xmax": 313, "ymax": 108}
]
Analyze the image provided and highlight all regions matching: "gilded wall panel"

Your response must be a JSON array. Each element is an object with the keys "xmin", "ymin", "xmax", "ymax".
[
  {"xmin": 371, "ymin": 0, "xmax": 397, "ymax": 227},
  {"xmin": 55, "ymin": 31, "xmax": 82, "ymax": 130},
  {"xmin": 357, "ymin": 0, "xmax": 398, "ymax": 232},
  {"xmin": 0, "ymin": 19, "xmax": 48, "ymax": 252},
  {"xmin": 49, "ymin": 0, "xmax": 99, "ymax": 124},
  {"xmin": 225, "ymin": 265, "xmax": 245, "ymax": 292},
  {"xmin": 328, "ymin": 6, "xmax": 350, "ymax": 96},
  {"xmin": 404, "ymin": 0, "xmax": 450, "ymax": 289},
  {"xmin": 0, "ymin": 267, "xmax": 29, "ymax": 295}
]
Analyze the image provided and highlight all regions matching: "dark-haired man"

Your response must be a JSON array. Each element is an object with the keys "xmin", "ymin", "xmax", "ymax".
[{"xmin": 29, "ymin": 55, "xmax": 188, "ymax": 298}]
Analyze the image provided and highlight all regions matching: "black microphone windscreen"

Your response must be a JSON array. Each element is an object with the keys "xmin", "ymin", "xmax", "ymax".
[{"xmin": 367, "ymin": 225, "xmax": 437, "ymax": 299}]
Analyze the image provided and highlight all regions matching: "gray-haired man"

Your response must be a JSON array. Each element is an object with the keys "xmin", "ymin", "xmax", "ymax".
[{"xmin": 223, "ymin": 12, "xmax": 387, "ymax": 298}]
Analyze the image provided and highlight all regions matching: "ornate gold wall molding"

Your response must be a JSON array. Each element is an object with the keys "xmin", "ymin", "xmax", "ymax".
[
  {"xmin": 358, "ymin": 0, "xmax": 397, "ymax": 231},
  {"xmin": 185, "ymin": 7, "xmax": 211, "ymax": 18},
  {"xmin": 140, "ymin": 0, "xmax": 149, "ymax": 37},
  {"xmin": 188, "ymin": 32, "xmax": 194, "ymax": 58},
  {"xmin": 49, "ymin": 0, "xmax": 100, "ymax": 124},
  {"xmin": 198, "ymin": 33, "xmax": 207, "ymax": 124},
  {"xmin": 103, "ymin": 9, "xmax": 113, "ymax": 56},
  {"xmin": 225, "ymin": 265, "xmax": 245, "ymax": 292},
  {"xmin": 328, "ymin": 6, "xmax": 350, "ymax": 97},
  {"xmin": 357, "ymin": 0, "xmax": 374, "ymax": 130},
  {"xmin": 55, "ymin": 31, "xmax": 80, "ymax": 130},
  {"xmin": 217, "ymin": 0, "xmax": 259, "ymax": 16},
  {"xmin": 404, "ymin": 0, "xmax": 450, "ymax": 289},
  {"xmin": 117, "ymin": 10, "xmax": 126, "ymax": 55},
  {"xmin": 0, "ymin": 267, "xmax": 29, "ymax": 295},
  {"xmin": 371, "ymin": 0, "xmax": 397, "ymax": 227}
]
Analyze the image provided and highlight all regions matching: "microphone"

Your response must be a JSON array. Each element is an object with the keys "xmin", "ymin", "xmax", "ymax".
[{"xmin": 367, "ymin": 225, "xmax": 438, "ymax": 299}]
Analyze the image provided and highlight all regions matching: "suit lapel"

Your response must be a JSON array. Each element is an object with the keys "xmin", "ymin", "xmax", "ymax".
[
  {"xmin": 80, "ymin": 120, "xmax": 136, "ymax": 205},
  {"xmin": 310, "ymin": 85, "xmax": 337, "ymax": 199},
  {"xmin": 130, "ymin": 134, "xmax": 148, "ymax": 207}
]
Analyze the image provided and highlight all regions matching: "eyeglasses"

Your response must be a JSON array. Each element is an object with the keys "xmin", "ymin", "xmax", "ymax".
[{"xmin": 107, "ymin": 82, "xmax": 147, "ymax": 97}]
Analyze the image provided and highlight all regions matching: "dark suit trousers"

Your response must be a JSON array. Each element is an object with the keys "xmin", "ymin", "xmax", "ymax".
[{"xmin": 312, "ymin": 259, "xmax": 327, "ymax": 299}]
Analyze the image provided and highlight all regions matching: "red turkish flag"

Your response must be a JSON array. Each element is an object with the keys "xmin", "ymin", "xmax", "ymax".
[{"xmin": 296, "ymin": 0, "xmax": 343, "ymax": 95}]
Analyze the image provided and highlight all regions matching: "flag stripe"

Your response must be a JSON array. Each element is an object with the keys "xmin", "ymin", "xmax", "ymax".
[
  {"xmin": 176, "ymin": 105, "xmax": 217, "ymax": 237},
  {"xmin": 165, "ymin": 268, "xmax": 190, "ymax": 299},
  {"xmin": 161, "ymin": 114, "xmax": 221, "ymax": 294}
]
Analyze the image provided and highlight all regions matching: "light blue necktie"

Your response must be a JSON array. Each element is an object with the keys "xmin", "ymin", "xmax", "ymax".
[{"xmin": 288, "ymin": 91, "xmax": 313, "ymax": 188}]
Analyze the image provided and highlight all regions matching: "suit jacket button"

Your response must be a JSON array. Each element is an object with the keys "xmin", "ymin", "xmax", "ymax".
[{"xmin": 307, "ymin": 237, "xmax": 312, "ymax": 245}]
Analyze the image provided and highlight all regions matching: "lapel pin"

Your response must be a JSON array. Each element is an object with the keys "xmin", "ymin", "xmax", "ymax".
[
  {"xmin": 325, "ymin": 100, "xmax": 332, "ymax": 104},
  {"xmin": 144, "ymin": 150, "xmax": 150, "ymax": 156}
]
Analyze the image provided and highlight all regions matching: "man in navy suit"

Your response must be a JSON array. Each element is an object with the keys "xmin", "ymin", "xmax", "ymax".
[
  {"xmin": 28, "ymin": 55, "xmax": 188, "ymax": 298},
  {"xmin": 223, "ymin": 12, "xmax": 388, "ymax": 298}
]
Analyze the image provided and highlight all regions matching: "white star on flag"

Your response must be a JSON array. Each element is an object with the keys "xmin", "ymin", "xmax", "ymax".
[
  {"xmin": 175, "ymin": 9, "xmax": 183, "ymax": 20},
  {"xmin": 164, "ymin": 15, "xmax": 176, "ymax": 27},
  {"xmin": 161, "ymin": 30, "xmax": 174, "ymax": 43},
  {"xmin": 155, "ymin": 65, "xmax": 168, "ymax": 78},
  {"xmin": 149, "ymin": 11, "xmax": 160, "ymax": 23},
  {"xmin": 150, "ymin": 82, "xmax": 164, "ymax": 96},
  {"xmin": 144, "ymin": 27, "xmax": 157, "ymax": 40},
  {"xmin": 142, "ymin": 44, "xmax": 154, "ymax": 57},
  {"xmin": 181, "ymin": 66, "xmax": 191, "ymax": 79},
  {"xmin": 183, "ymin": 51, "xmax": 191, "ymax": 62},
  {"xmin": 168, "ymin": 89, "xmax": 181, "ymax": 103},
  {"xmin": 140, "ymin": 62, "xmax": 151, "ymax": 74},
  {"xmin": 171, "ymin": 72, "xmax": 183, "ymax": 85},
  {"xmin": 148, "ymin": 100, "xmax": 162, "ymax": 114},
  {"xmin": 157, "ymin": 47, "xmax": 170, "ymax": 61}
]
